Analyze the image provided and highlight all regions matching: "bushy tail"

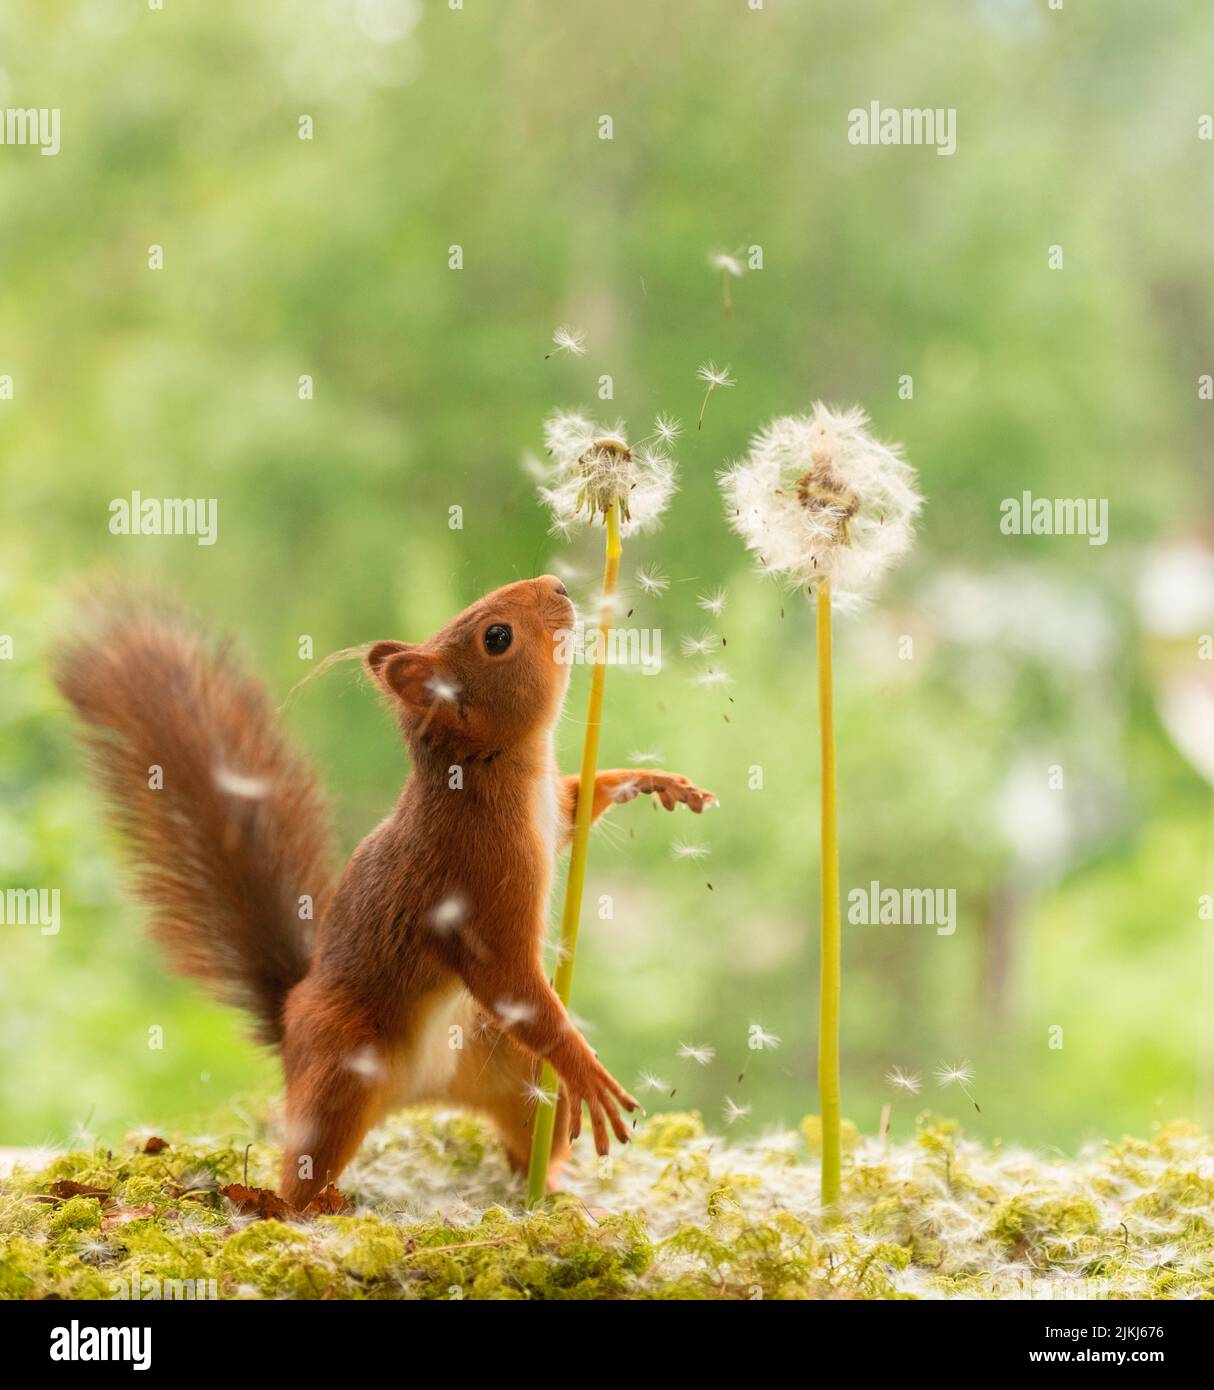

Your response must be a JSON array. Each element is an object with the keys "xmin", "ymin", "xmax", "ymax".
[{"xmin": 54, "ymin": 590, "xmax": 336, "ymax": 1046}]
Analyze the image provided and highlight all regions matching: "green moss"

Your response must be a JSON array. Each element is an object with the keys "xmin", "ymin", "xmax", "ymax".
[
  {"xmin": 2, "ymin": 1110, "xmax": 1212, "ymax": 1300},
  {"xmin": 49, "ymin": 1196, "xmax": 102, "ymax": 1235}
]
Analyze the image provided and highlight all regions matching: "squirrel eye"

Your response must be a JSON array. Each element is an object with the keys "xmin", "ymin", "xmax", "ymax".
[{"xmin": 483, "ymin": 623, "xmax": 513, "ymax": 655}]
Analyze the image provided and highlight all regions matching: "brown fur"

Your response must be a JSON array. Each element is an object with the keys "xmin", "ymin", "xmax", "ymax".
[
  {"xmin": 55, "ymin": 576, "xmax": 714, "ymax": 1202},
  {"xmin": 53, "ymin": 589, "xmax": 334, "ymax": 1047}
]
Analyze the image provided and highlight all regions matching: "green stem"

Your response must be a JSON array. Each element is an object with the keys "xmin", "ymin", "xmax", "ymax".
[
  {"xmin": 817, "ymin": 580, "xmax": 842, "ymax": 1215},
  {"xmin": 526, "ymin": 502, "xmax": 622, "ymax": 1205}
]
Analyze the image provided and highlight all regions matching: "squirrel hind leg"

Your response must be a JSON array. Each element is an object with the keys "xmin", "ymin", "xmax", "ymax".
[{"xmin": 279, "ymin": 992, "xmax": 391, "ymax": 1208}]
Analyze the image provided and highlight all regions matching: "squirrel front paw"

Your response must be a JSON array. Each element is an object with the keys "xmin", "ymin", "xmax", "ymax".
[
  {"xmin": 610, "ymin": 770, "xmax": 716, "ymax": 813},
  {"xmin": 566, "ymin": 1060, "xmax": 639, "ymax": 1155}
]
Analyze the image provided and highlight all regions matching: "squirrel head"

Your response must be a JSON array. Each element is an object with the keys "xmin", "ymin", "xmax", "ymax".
[{"xmin": 366, "ymin": 575, "xmax": 575, "ymax": 759}]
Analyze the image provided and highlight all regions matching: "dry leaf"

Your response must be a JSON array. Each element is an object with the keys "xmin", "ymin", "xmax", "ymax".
[
  {"xmin": 102, "ymin": 1204, "xmax": 156, "ymax": 1231},
  {"xmin": 218, "ymin": 1183, "xmax": 294, "ymax": 1221},
  {"xmin": 47, "ymin": 1180, "xmax": 110, "ymax": 1201}
]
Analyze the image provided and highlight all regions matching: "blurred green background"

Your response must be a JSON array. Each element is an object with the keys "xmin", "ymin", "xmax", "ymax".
[{"xmin": 2, "ymin": 0, "xmax": 1213, "ymax": 1154}]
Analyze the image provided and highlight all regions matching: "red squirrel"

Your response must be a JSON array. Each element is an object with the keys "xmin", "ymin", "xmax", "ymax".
[{"xmin": 56, "ymin": 576, "xmax": 714, "ymax": 1205}]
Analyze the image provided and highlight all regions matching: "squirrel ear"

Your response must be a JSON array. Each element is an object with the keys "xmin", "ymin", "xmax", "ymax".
[
  {"xmin": 367, "ymin": 643, "xmax": 457, "ymax": 717},
  {"xmin": 366, "ymin": 641, "xmax": 411, "ymax": 683}
]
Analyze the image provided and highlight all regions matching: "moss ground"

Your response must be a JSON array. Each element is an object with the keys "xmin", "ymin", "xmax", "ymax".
[{"xmin": 2, "ymin": 1110, "xmax": 1211, "ymax": 1300}]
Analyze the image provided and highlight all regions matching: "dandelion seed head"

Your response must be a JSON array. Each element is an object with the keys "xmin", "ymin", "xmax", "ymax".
[
  {"xmin": 692, "ymin": 666, "xmax": 732, "ymax": 689},
  {"xmin": 627, "ymin": 749, "xmax": 662, "ymax": 764},
  {"xmin": 653, "ymin": 414, "xmax": 683, "ymax": 445},
  {"xmin": 538, "ymin": 411, "xmax": 677, "ymax": 535},
  {"xmin": 720, "ymin": 402, "xmax": 922, "ymax": 611},
  {"xmin": 722, "ymin": 1096, "xmax": 751, "ymax": 1125},
  {"xmin": 677, "ymin": 1042, "xmax": 716, "ymax": 1065},
  {"xmin": 671, "ymin": 840, "xmax": 711, "ymax": 861},
  {"xmin": 749, "ymin": 1025, "xmax": 781, "ymax": 1050}
]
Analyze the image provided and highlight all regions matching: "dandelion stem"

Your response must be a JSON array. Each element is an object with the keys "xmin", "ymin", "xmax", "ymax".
[
  {"xmin": 526, "ymin": 501, "xmax": 622, "ymax": 1206},
  {"xmin": 817, "ymin": 580, "xmax": 842, "ymax": 1216}
]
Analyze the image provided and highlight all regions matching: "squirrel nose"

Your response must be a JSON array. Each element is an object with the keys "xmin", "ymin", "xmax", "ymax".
[{"xmin": 538, "ymin": 574, "xmax": 569, "ymax": 598}]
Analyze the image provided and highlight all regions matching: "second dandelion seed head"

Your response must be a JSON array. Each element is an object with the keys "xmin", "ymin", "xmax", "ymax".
[{"xmin": 720, "ymin": 401, "xmax": 922, "ymax": 610}]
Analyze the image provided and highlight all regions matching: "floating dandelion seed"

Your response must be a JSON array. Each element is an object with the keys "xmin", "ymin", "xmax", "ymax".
[
  {"xmin": 736, "ymin": 1023, "xmax": 782, "ymax": 1083},
  {"xmin": 696, "ymin": 362, "xmax": 735, "ymax": 431},
  {"xmin": 495, "ymin": 998, "xmax": 537, "ymax": 1030},
  {"xmin": 524, "ymin": 1081, "xmax": 558, "ymax": 1108},
  {"xmin": 538, "ymin": 411, "xmax": 678, "ymax": 534},
  {"xmin": 636, "ymin": 563, "xmax": 670, "ymax": 595},
  {"xmin": 708, "ymin": 249, "xmax": 746, "ymax": 315},
  {"xmin": 720, "ymin": 402, "xmax": 922, "ymax": 612},
  {"xmin": 653, "ymin": 414, "xmax": 683, "ymax": 446},
  {"xmin": 546, "ymin": 325, "xmax": 587, "ymax": 359},
  {"xmin": 425, "ymin": 674, "xmax": 461, "ymax": 704},
  {"xmin": 627, "ymin": 749, "xmax": 662, "ymax": 764},
  {"xmin": 722, "ymin": 1096, "xmax": 751, "ymax": 1125},
  {"xmin": 697, "ymin": 587, "xmax": 727, "ymax": 617},
  {"xmin": 345, "ymin": 1045, "xmax": 385, "ymax": 1083},
  {"xmin": 671, "ymin": 840, "xmax": 711, "ymax": 861},
  {"xmin": 681, "ymin": 629, "xmax": 720, "ymax": 657},
  {"xmin": 935, "ymin": 1060, "xmax": 981, "ymax": 1112},
  {"xmin": 692, "ymin": 667, "xmax": 732, "ymax": 689},
  {"xmin": 886, "ymin": 1066, "xmax": 923, "ymax": 1095},
  {"xmin": 213, "ymin": 767, "xmax": 270, "ymax": 800},
  {"xmin": 709, "ymin": 251, "xmax": 744, "ymax": 278},
  {"xmin": 542, "ymin": 938, "xmax": 572, "ymax": 967},
  {"xmin": 427, "ymin": 894, "xmax": 467, "ymax": 935},
  {"xmin": 677, "ymin": 1042, "xmax": 716, "ymax": 1065},
  {"xmin": 637, "ymin": 1071, "xmax": 669, "ymax": 1093}
]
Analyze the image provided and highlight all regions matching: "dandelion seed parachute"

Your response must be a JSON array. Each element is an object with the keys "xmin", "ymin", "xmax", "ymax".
[
  {"xmin": 547, "ymin": 325, "xmax": 587, "ymax": 358},
  {"xmin": 886, "ymin": 1066, "xmax": 923, "ymax": 1095}
]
